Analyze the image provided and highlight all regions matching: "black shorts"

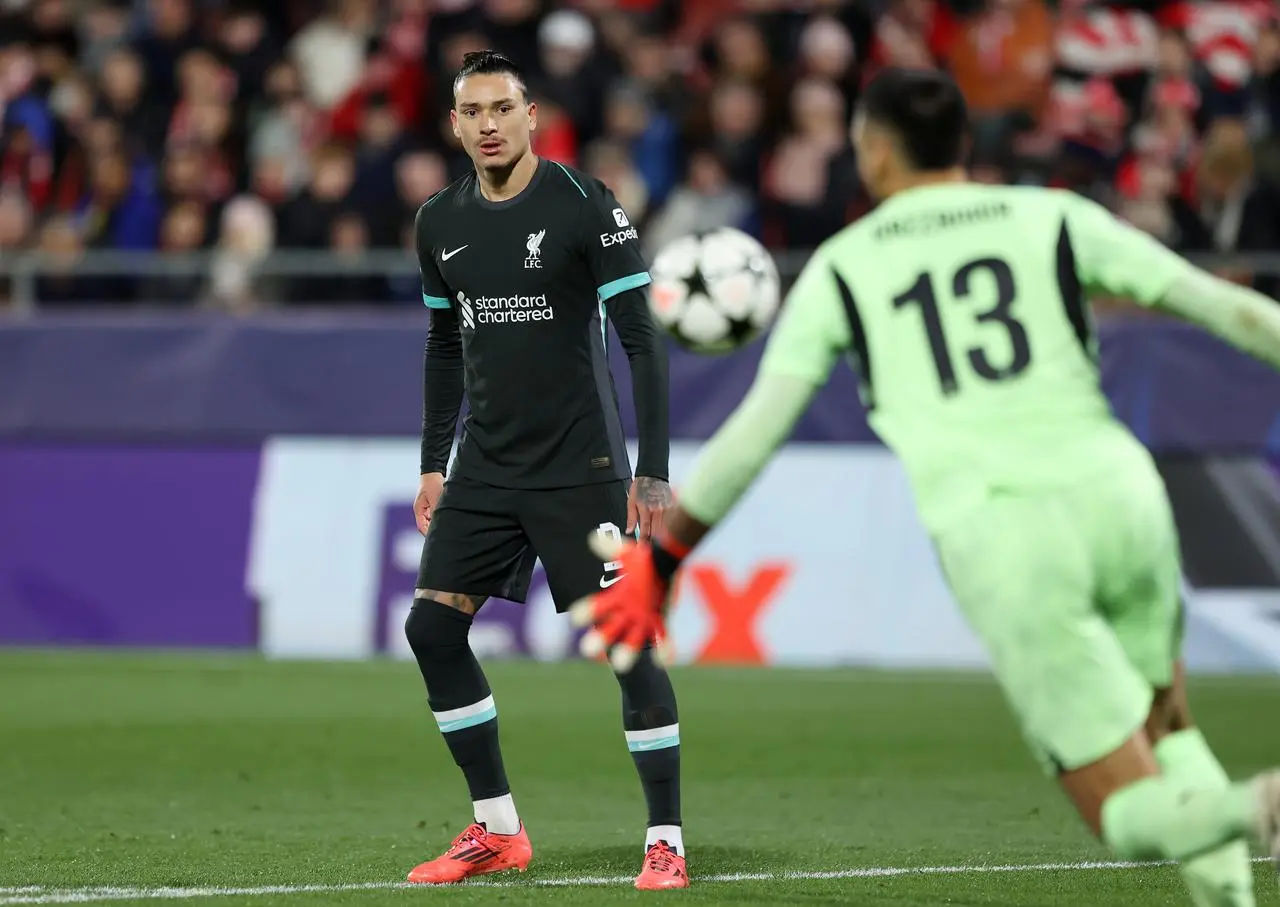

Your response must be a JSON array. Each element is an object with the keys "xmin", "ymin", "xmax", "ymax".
[{"xmin": 417, "ymin": 476, "xmax": 629, "ymax": 611}]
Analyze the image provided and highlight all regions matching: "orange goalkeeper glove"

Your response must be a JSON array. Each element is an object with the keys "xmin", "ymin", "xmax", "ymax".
[{"xmin": 568, "ymin": 530, "xmax": 689, "ymax": 673}]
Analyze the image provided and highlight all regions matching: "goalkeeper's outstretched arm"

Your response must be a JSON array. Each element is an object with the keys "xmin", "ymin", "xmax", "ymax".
[
  {"xmin": 660, "ymin": 372, "xmax": 821, "ymax": 553},
  {"xmin": 1062, "ymin": 191, "xmax": 1280, "ymax": 369},
  {"xmin": 1155, "ymin": 270, "xmax": 1280, "ymax": 370}
]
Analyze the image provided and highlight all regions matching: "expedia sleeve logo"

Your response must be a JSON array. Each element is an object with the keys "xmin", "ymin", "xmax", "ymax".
[{"xmin": 601, "ymin": 226, "xmax": 639, "ymax": 247}]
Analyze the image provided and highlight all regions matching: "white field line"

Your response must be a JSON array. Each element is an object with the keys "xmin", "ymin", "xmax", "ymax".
[{"xmin": 0, "ymin": 858, "xmax": 1271, "ymax": 904}]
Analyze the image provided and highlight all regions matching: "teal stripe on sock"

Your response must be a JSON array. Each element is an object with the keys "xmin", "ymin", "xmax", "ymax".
[
  {"xmin": 436, "ymin": 704, "xmax": 497, "ymax": 733},
  {"xmin": 628, "ymin": 734, "xmax": 680, "ymax": 753}
]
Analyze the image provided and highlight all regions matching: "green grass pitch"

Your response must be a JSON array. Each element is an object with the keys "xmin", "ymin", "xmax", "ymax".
[{"xmin": 1, "ymin": 651, "xmax": 1277, "ymax": 906}]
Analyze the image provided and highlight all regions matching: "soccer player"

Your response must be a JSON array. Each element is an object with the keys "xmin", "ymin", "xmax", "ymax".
[
  {"xmin": 576, "ymin": 67, "xmax": 1280, "ymax": 904},
  {"xmin": 402, "ymin": 51, "xmax": 687, "ymax": 890}
]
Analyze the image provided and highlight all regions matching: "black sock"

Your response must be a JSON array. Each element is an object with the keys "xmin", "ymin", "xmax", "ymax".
[
  {"xmin": 404, "ymin": 600, "xmax": 509, "ymax": 803},
  {"xmin": 616, "ymin": 645, "xmax": 682, "ymax": 832}
]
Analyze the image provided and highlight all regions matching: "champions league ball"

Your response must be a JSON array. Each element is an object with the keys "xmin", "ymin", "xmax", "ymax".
[{"xmin": 647, "ymin": 227, "xmax": 782, "ymax": 355}]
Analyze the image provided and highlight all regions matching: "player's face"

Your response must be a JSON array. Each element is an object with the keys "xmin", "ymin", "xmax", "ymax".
[
  {"xmin": 851, "ymin": 111, "xmax": 893, "ymax": 201},
  {"xmin": 451, "ymin": 74, "xmax": 536, "ymax": 172}
]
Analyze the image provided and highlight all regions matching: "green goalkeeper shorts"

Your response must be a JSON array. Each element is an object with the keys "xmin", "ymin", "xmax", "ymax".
[{"xmin": 932, "ymin": 458, "xmax": 1184, "ymax": 775}]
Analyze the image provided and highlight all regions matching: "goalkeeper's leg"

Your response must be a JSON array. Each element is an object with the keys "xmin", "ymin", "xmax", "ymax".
[
  {"xmin": 933, "ymin": 491, "xmax": 1278, "ymax": 905},
  {"xmin": 1141, "ymin": 663, "xmax": 1260, "ymax": 907}
]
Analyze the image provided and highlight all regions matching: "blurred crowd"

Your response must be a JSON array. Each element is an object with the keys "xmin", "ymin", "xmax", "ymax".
[{"xmin": 0, "ymin": 0, "xmax": 1278, "ymax": 308}]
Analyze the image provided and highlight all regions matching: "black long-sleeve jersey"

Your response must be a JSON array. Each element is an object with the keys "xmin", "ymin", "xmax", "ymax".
[{"xmin": 416, "ymin": 157, "xmax": 669, "ymax": 489}]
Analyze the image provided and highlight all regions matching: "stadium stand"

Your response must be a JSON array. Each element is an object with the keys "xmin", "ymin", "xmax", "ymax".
[{"xmin": 0, "ymin": 0, "xmax": 1278, "ymax": 308}]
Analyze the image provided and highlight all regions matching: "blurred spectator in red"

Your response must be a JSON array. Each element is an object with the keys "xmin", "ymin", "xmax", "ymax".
[
  {"xmin": 868, "ymin": 0, "xmax": 958, "ymax": 76},
  {"xmin": 1161, "ymin": 0, "xmax": 1275, "ymax": 120},
  {"xmin": 1047, "ymin": 75, "xmax": 1131, "ymax": 198},
  {"xmin": 329, "ymin": 38, "xmax": 427, "ymax": 143},
  {"xmin": 532, "ymin": 97, "xmax": 578, "ymax": 164},
  {"xmin": 950, "ymin": 0, "xmax": 1053, "ymax": 159}
]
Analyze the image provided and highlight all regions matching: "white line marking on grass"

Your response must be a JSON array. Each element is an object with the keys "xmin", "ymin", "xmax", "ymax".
[{"xmin": 1, "ymin": 859, "xmax": 1270, "ymax": 903}]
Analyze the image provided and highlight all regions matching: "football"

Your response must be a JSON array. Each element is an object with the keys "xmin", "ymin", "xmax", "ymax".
[{"xmin": 647, "ymin": 227, "xmax": 782, "ymax": 355}]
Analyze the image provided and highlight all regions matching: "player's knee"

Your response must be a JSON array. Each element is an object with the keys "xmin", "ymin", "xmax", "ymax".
[{"xmin": 404, "ymin": 597, "xmax": 472, "ymax": 661}]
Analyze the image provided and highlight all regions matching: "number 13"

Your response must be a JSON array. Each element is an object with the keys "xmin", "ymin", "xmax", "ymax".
[{"xmin": 892, "ymin": 257, "xmax": 1031, "ymax": 396}]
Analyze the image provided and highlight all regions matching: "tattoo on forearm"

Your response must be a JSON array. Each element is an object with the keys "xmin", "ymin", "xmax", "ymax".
[{"xmin": 634, "ymin": 476, "xmax": 673, "ymax": 509}]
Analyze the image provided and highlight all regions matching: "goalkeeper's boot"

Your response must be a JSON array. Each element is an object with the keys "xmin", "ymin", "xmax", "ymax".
[
  {"xmin": 634, "ymin": 840, "xmax": 689, "ymax": 890},
  {"xmin": 406, "ymin": 822, "xmax": 532, "ymax": 884}
]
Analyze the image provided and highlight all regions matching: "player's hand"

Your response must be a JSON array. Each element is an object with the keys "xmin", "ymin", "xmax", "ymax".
[
  {"xmin": 414, "ymin": 472, "xmax": 445, "ymax": 535},
  {"xmin": 569, "ymin": 532, "xmax": 672, "ymax": 673},
  {"xmin": 627, "ymin": 476, "xmax": 672, "ymax": 541}
]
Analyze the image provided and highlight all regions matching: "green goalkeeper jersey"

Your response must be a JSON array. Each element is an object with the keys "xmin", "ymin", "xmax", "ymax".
[{"xmin": 759, "ymin": 184, "xmax": 1193, "ymax": 534}]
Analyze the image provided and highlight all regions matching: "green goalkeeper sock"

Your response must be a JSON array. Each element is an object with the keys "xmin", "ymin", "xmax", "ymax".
[
  {"xmin": 1155, "ymin": 729, "xmax": 1256, "ymax": 907},
  {"xmin": 1102, "ymin": 773, "xmax": 1255, "ymax": 863}
]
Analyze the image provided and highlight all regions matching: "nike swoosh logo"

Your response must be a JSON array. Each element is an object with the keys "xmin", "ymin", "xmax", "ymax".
[
  {"xmin": 600, "ymin": 574, "xmax": 623, "ymax": 589},
  {"xmin": 441, "ymin": 245, "xmax": 468, "ymax": 261}
]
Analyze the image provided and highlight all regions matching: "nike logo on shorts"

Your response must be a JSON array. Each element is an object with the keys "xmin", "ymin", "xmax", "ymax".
[
  {"xmin": 441, "ymin": 245, "xmax": 468, "ymax": 261},
  {"xmin": 600, "ymin": 573, "xmax": 623, "ymax": 589}
]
